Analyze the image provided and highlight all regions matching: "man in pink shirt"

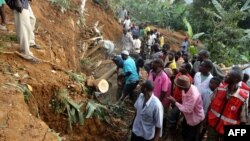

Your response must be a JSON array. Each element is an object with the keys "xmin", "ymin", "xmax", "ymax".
[
  {"xmin": 168, "ymin": 75, "xmax": 204, "ymax": 141},
  {"xmin": 148, "ymin": 59, "xmax": 171, "ymax": 108}
]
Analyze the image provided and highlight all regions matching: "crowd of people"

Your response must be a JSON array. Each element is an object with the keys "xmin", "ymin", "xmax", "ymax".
[{"xmin": 113, "ymin": 6, "xmax": 250, "ymax": 141}]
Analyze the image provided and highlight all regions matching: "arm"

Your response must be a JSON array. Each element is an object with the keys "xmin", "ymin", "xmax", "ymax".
[
  {"xmin": 153, "ymin": 104, "xmax": 163, "ymax": 141},
  {"xmin": 240, "ymin": 101, "xmax": 248, "ymax": 124},
  {"xmin": 14, "ymin": 0, "xmax": 23, "ymax": 13},
  {"xmin": 159, "ymin": 91, "xmax": 166, "ymax": 101},
  {"xmin": 175, "ymin": 92, "xmax": 196, "ymax": 114},
  {"xmin": 152, "ymin": 127, "xmax": 161, "ymax": 141},
  {"xmin": 125, "ymin": 71, "xmax": 132, "ymax": 77}
]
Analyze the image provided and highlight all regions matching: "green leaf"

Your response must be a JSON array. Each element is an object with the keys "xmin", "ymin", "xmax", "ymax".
[
  {"xmin": 78, "ymin": 111, "xmax": 84, "ymax": 125},
  {"xmin": 183, "ymin": 17, "xmax": 193, "ymax": 38},
  {"xmin": 202, "ymin": 8, "xmax": 222, "ymax": 19},
  {"xmin": 211, "ymin": 0, "xmax": 226, "ymax": 17},
  {"xmin": 240, "ymin": 55, "xmax": 249, "ymax": 62},
  {"xmin": 192, "ymin": 32, "xmax": 205, "ymax": 39},
  {"xmin": 85, "ymin": 101, "xmax": 97, "ymax": 118},
  {"xmin": 241, "ymin": 0, "xmax": 250, "ymax": 11},
  {"xmin": 67, "ymin": 99, "xmax": 82, "ymax": 110}
]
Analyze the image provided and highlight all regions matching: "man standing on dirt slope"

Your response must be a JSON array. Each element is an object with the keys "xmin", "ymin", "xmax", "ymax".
[
  {"xmin": 5, "ymin": 0, "xmax": 40, "ymax": 61},
  {"xmin": 117, "ymin": 50, "xmax": 139, "ymax": 104},
  {"xmin": 118, "ymin": 6, "xmax": 127, "ymax": 24},
  {"xmin": 131, "ymin": 80, "xmax": 163, "ymax": 141}
]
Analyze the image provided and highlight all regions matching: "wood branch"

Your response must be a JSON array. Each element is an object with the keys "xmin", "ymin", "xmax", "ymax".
[
  {"xmin": 0, "ymin": 51, "xmax": 16, "ymax": 54},
  {"xmin": 82, "ymin": 36, "xmax": 103, "ymax": 42},
  {"xmin": 89, "ymin": 54, "xmax": 101, "ymax": 62},
  {"xmin": 48, "ymin": 34, "xmax": 53, "ymax": 62},
  {"xmin": 80, "ymin": 42, "xmax": 89, "ymax": 59},
  {"xmin": 99, "ymin": 66, "xmax": 117, "ymax": 79},
  {"xmin": 101, "ymin": 60, "xmax": 113, "ymax": 65},
  {"xmin": 85, "ymin": 45, "xmax": 102, "ymax": 57}
]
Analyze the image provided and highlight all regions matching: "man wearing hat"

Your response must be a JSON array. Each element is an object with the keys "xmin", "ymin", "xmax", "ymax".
[
  {"xmin": 168, "ymin": 75, "xmax": 204, "ymax": 141},
  {"xmin": 118, "ymin": 50, "xmax": 139, "ymax": 103}
]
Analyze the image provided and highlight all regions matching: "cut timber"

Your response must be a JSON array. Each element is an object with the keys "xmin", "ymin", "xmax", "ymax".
[
  {"xmin": 85, "ymin": 45, "xmax": 101, "ymax": 57},
  {"xmin": 87, "ymin": 76, "xmax": 109, "ymax": 93},
  {"xmin": 99, "ymin": 66, "xmax": 117, "ymax": 80}
]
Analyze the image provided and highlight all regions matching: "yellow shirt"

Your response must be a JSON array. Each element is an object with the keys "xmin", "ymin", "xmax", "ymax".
[
  {"xmin": 160, "ymin": 36, "xmax": 164, "ymax": 48},
  {"xmin": 169, "ymin": 60, "xmax": 177, "ymax": 70},
  {"xmin": 144, "ymin": 26, "xmax": 151, "ymax": 35}
]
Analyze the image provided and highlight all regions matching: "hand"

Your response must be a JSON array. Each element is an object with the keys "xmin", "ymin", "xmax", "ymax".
[
  {"xmin": 15, "ymin": 0, "xmax": 23, "ymax": 13},
  {"xmin": 167, "ymin": 96, "xmax": 176, "ymax": 105}
]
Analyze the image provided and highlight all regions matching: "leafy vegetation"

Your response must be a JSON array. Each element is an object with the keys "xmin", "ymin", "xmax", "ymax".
[
  {"xmin": 52, "ymin": 89, "xmax": 84, "ymax": 130},
  {"xmin": 110, "ymin": 0, "xmax": 250, "ymax": 66},
  {"xmin": 49, "ymin": 0, "xmax": 71, "ymax": 13},
  {"xmin": 110, "ymin": 0, "xmax": 187, "ymax": 29},
  {"xmin": 190, "ymin": 0, "xmax": 250, "ymax": 65}
]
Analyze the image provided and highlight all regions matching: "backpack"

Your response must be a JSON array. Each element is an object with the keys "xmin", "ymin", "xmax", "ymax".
[{"xmin": 5, "ymin": 0, "xmax": 16, "ymax": 10}]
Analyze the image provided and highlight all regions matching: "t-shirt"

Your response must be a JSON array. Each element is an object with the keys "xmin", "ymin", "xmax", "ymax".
[
  {"xmin": 123, "ymin": 19, "xmax": 131, "ymax": 30},
  {"xmin": 123, "ymin": 57, "xmax": 139, "ymax": 84},
  {"xmin": 132, "ymin": 93, "xmax": 163, "ymax": 140},
  {"xmin": 189, "ymin": 45, "xmax": 198, "ymax": 56},
  {"xmin": 148, "ymin": 70, "xmax": 172, "ymax": 107},
  {"xmin": 181, "ymin": 41, "xmax": 189, "ymax": 52},
  {"xmin": 132, "ymin": 39, "xmax": 141, "ymax": 53}
]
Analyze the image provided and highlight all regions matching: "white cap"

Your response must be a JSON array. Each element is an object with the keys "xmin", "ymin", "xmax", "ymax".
[{"xmin": 121, "ymin": 50, "xmax": 129, "ymax": 56}]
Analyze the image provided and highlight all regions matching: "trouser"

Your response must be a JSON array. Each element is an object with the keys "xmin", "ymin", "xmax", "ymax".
[
  {"xmin": 0, "ymin": 4, "xmax": 6, "ymax": 24},
  {"xmin": 182, "ymin": 118, "xmax": 202, "ymax": 141},
  {"xmin": 14, "ymin": 4, "xmax": 36, "ymax": 55},
  {"xmin": 207, "ymin": 126, "xmax": 224, "ymax": 141},
  {"xmin": 123, "ymin": 81, "xmax": 138, "ymax": 103},
  {"xmin": 131, "ymin": 132, "xmax": 152, "ymax": 141}
]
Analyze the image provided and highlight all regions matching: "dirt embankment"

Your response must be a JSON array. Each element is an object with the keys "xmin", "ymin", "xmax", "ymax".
[{"xmin": 0, "ymin": 0, "xmax": 123, "ymax": 141}]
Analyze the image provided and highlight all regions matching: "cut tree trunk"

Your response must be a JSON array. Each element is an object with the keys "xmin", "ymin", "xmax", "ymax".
[
  {"xmin": 85, "ymin": 45, "xmax": 102, "ymax": 57},
  {"xmin": 98, "ymin": 66, "xmax": 117, "ymax": 80}
]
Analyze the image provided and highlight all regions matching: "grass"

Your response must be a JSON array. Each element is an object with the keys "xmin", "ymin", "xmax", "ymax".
[{"xmin": 0, "ymin": 34, "xmax": 18, "ymax": 42}]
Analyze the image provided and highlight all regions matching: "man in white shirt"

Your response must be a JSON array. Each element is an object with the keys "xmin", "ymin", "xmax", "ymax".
[
  {"xmin": 132, "ymin": 80, "xmax": 164, "ymax": 141},
  {"xmin": 132, "ymin": 35, "xmax": 141, "ymax": 54},
  {"xmin": 194, "ymin": 59, "xmax": 214, "ymax": 94},
  {"xmin": 123, "ymin": 16, "xmax": 131, "ymax": 31},
  {"xmin": 97, "ymin": 39, "xmax": 115, "ymax": 58},
  {"xmin": 118, "ymin": 6, "xmax": 127, "ymax": 23}
]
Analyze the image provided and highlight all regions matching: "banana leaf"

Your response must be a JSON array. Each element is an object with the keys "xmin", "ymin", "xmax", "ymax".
[
  {"xmin": 70, "ymin": 108, "xmax": 77, "ymax": 123},
  {"xmin": 183, "ymin": 17, "xmax": 193, "ymax": 38},
  {"xmin": 86, "ymin": 101, "xmax": 97, "ymax": 118},
  {"xmin": 192, "ymin": 32, "xmax": 205, "ymax": 39},
  {"xmin": 78, "ymin": 111, "xmax": 84, "ymax": 125}
]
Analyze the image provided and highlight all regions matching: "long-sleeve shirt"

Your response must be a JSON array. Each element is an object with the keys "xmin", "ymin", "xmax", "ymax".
[{"xmin": 175, "ymin": 85, "xmax": 205, "ymax": 126}]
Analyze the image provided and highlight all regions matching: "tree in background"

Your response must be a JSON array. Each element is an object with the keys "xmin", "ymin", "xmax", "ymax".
[{"xmin": 188, "ymin": 0, "xmax": 250, "ymax": 65}]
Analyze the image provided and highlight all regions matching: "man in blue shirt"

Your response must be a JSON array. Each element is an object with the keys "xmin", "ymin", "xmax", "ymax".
[
  {"xmin": 132, "ymin": 80, "xmax": 163, "ymax": 141},
  {"xmin": 118, "ymin": 50, "xmax": 139, "ymax": 103}
]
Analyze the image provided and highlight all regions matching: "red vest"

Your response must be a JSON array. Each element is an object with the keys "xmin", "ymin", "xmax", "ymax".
[
  {"xmin": 208, "ymin": 84, "xmax": 248, "ymax": 135},
  {"xmin": 239, "ymin": 81, "xmax": 250, "ymax": 94}
]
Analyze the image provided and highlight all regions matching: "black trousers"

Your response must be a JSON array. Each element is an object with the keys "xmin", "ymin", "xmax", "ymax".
[
  {"xmin": 123, "ymin": 81, "xmax": 138, "ymax": 102},
  {"xmin": 131, "ymin": 132, "xmax": 152, "ymax": 141},
  {"xmin": 182, "ymin": 118, "xmax": 202, "ymax": 141}
]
